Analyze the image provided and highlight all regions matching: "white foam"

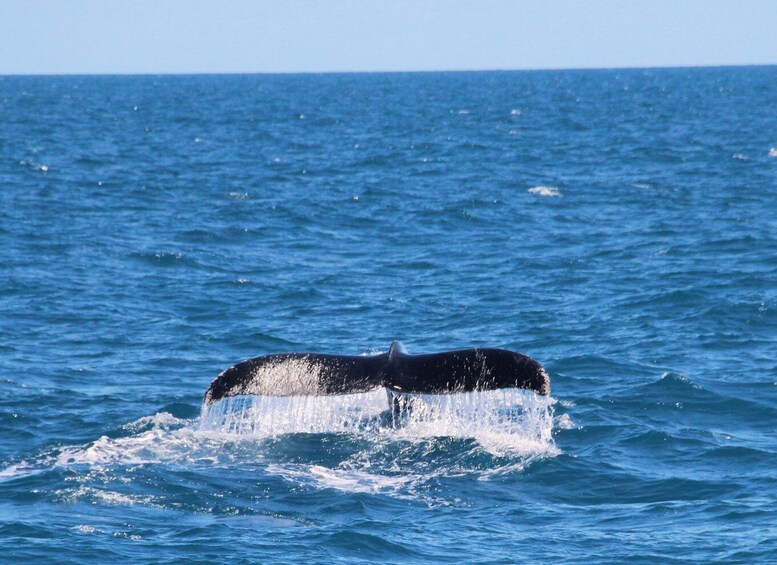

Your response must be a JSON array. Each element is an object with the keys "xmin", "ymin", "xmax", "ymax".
[
  {"xmin": 0, "ymin": 413, "xmax": 223, "ymax": 478},
  {"xmin": 528, "ymin": 186, "xmax": 561, "ymax": 197},
  {"xmin": 0, "ymin": 462, "xmax": 44, "ymax": 479},
  {"xmin": 768, "ymin": 147, "xmax": 777, "ymax": 158},
  {"xmin": 267, "ymin": 464, "xmax": 417, "ymax": 496},
  {"xmin": 57, "ymin": 485, "xmax": 156, "ymax": 507}
]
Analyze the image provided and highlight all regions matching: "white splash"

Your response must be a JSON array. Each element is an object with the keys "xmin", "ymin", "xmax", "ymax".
[
  {"xmin": 555, "ymin": 413, "xmax": 575, "ymax": 430},
  {"xmin": 200, "ymin": 388, "xmax": 557, "ymax": 458},
  {"xmin": 255, "ymin": 389, "xmax": 558, "ymax": 497},
  {"xmin": 199, "ymin": 389, "xmax": 388, "ymax": 435},
  {"xmin": 388, "ymin": 389, "xmax": 557, "ymax": 457},
  {"xmin": 0, "ymin": 412, "xmax": 224, "ymax": 480},
  {"xmin": 52, "ymin": 412, "xmax": 213, "ymax": 468},
  {"xmin": 1, "ymin": 388, "xmax": 560, "ymax": 503},
  {"xmin": 528, "ymin": 185, "xmax": 561, "ymax": 197}
]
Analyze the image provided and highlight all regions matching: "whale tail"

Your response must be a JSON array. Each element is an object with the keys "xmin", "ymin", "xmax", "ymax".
[{"xmin": 204, "ymin": 342, "xmax": 549, "ymax": 405}]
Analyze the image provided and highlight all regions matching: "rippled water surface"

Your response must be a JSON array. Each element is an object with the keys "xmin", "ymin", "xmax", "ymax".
[{"xmin": 2, "ymin": 68, "xmax": 777, "ymax": 563}]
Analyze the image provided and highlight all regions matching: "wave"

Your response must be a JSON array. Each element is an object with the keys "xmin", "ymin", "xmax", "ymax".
[{"xmin": 528, "ymin": 186, "xmax": 562, "ymax": 197}]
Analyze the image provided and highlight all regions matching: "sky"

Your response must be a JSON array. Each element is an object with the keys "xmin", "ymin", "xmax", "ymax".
[{"xmin": 1, "ymin": 0, "xmax": 775, "ymax": 74}]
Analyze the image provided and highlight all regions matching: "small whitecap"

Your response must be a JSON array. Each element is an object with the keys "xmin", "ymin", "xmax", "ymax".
[
  {"xmin": 269, "ymin": 464, "xmax": 417, "ymax": 496},
  {"xmin": 457, "ymin": 109, "xmax": 470, "ymax": 115},
  {"xmin": 236, "ymin": 278, "xmax": 249, "ymax": 284},
  {"xmin": 298, "ymin": 113, "xmax": 305, "ymax": 120},
  {"xmin": 94, "ymin": 489, "xmax": 152, "ymax": 507},
  {"xmin": 110, "ymin": 530, "xmax": 144, "ymax": 540},
  {"xmin": 39, "ymin": 164, "xmax": 48, "ymax": 172},
  {"xmin": 509, "ymin": 130, "xmax": 520, "ymax": 136},
  {"xmin": 352, "ymin": 195, "xmax": 359, "ymax": 201},
  {"xmin": 732, "ymin": 153, "xmax": 750, "ymax": 161},
  {"xmin": 193, "ymin": 136, "xmax": 202, "ymax": 143},
  {"xmin": 132, "ymin": 105, "xmax": 139, "ymax": 111},
  {"xmin": 151, "ymin": 252, "xmax": 183, "ymax": 262},
  {"xmin": 555, "ymin": 413, "xmax": 575, "ymax": 430},
  {"xmin": 769, "ymin": 147, "xmax": 777, "ymax": 157},
  {"xmin": 228, "ymin": 191, "xmax": 249, "ymax": 200},
  {"xmin": 510, "ymin": 108, "xmax": 521, "ymax": 116},
  {"xmin": 528, "ymin": 186, "xmax": 561, "ymax": 197}
]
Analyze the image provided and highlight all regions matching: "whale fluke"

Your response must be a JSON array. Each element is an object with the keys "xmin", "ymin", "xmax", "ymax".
[{"xmin": 204, "ymin": 341, "xmax": 549, "ymax": 405}]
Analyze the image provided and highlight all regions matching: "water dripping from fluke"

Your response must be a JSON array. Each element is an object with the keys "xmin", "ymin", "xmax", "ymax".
[
  {"xmin": 199, "ymin": 342, "xmax": 556, "ymax": 456},
  {"xmin": 198, "ymin": 387, "xmax": 558, "ymax": 458}
]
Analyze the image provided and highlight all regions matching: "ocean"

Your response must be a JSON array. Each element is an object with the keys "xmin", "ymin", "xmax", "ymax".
[{"xmin": 1, "ymin": 67, "xmax": 776, "ymax": 563}]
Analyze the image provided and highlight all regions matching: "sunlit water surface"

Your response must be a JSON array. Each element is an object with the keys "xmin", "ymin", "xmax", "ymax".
[{"xmin": 2, "ymin": 68, "xmax": 777, "ymax": 563}]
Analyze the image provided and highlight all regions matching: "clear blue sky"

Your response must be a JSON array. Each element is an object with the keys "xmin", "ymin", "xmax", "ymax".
[{"xmin": 1, "ymin": 0, "xmax": 775, "ymax": 74}]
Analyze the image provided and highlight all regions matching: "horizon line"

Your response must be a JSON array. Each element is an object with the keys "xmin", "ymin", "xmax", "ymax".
[{"xmin": 2, "ymin": 62, "xmax": 776, "ymax": 78}]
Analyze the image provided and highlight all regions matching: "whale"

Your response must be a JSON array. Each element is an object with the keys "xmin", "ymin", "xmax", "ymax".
[{"xmin": 204, "ymin": 341, "xmax": 549, "ymax": 405}]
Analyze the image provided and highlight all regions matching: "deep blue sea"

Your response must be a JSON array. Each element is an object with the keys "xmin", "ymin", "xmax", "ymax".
[{"xmin": 1, "ymin": 67, "xmax": 777, "ymax": 563}]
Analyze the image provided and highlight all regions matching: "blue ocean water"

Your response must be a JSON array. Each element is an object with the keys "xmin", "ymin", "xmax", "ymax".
[{"xmin": 1, "ymin": 67, "xmax": 776, "ymax": 563}]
